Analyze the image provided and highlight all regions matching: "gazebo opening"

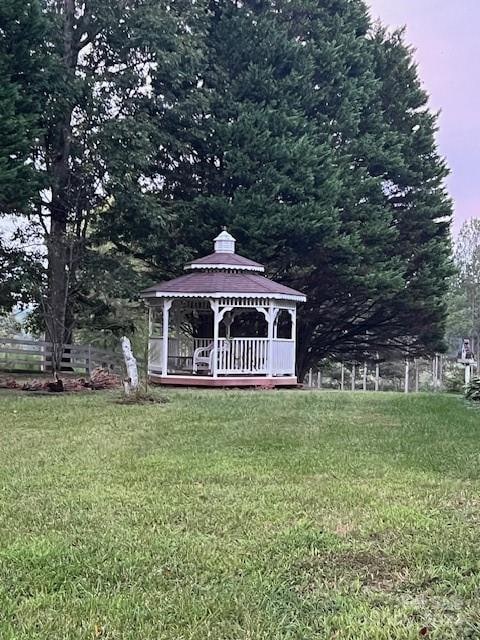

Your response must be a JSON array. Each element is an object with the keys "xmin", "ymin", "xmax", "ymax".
[{"xmin": 141, "ymin": 230, "xmax": 306, "ymax": 387}]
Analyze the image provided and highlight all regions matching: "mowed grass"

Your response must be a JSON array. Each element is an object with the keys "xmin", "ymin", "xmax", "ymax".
[{"xmin": 0, "ymin": 390, "xmax": 479, "ymax": 639}]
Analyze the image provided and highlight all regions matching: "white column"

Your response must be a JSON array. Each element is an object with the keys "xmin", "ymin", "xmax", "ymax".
[
  {"xmin": 267, "ymin": 305, "xmax": 275, "ymax": 377},
  {"xmin": 290, "ymin": 307, "xmax": 297, "ymax": 376},
  {"xmin": 375, "ymin": 354, "xmax": 380, "ymax": 391},
  {"xmin": 211, "ymin": 300, "xmax": 219, "ymax": 378},
  {"xmin": 162, "ymin": 299, "xmax": 172, "ymax": 376},
  {"xmin": 362, "ymin": 362, "xmax": 367, "ymax": 391},
  {"xmin": 340, "ymin": 362, "xmax": 345, "ymax": 391},
  {"xmin": 404, "ymin": 359, "xmax": 410, "ymax": 394}
]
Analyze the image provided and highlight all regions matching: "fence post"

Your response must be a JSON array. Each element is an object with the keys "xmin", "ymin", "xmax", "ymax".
[
  {"xmin": 340, "ymin": 363, "xmax": 345, "ymax": 391},
  {"xmin": 362, "ymin": 362, "xmax": 367, "ymax": 391},
  {"xmin": 351, "ymin": 363, "xmax": 356, "ymax": 391},
  {"xmin": 375, "ymin": 355, "xmax": 380, "ymax": 392},
  {"xmin": 415, "ymin": 359, "xmax": 419, "ymax": 392},
  {"xmin": 308, "ymin": 368, "xmax": 312, "ymax": 387},
  {"xmin": 87, "ymin": 344, "xmax": 92, "ymax": 376},
  {"xmin": 317, "ymin": 369, "xmax": 321, "ymax": 389},
  {"xmin": 404, "ymin": 359, "xmax": 409, "ymax": 394}
]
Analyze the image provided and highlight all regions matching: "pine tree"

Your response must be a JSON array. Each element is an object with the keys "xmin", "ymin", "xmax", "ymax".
[{"xmin": 104, "ymin": 0, "xmax": 452, "ymax": 374}]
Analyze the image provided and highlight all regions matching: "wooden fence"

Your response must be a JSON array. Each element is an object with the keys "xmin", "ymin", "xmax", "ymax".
[{"xmin": 0, "ymin": 337, "xmax": 125, "ymax": 375}]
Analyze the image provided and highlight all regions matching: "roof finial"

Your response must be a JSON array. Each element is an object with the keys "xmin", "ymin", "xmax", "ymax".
[{"xmin": 214, "ymin": 228, "xmax": 236, "ymax": 253}]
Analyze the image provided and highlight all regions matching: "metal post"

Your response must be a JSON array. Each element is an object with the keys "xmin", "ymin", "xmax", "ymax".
[
  {"xmin": 362, "ymin": 362, "xmax": 367, "ymax": 391},
  {"xmin": 340, "ymin": 362, "xmax": 345, "ymax": 391},
  {"xmin": 351, "ymin": 363, "xmax": 356, "ymax": 391},
  {"xmin": 308, "ymin": 368, "xmax": 312, "ymax": 387},
  {"xmin": 87, "ymin": 344, "xmax": 92, "ymax": 376},
  {"xmin": 374, "ymin": 355, "xmax": 380, "ymax": 392},
  {"xmin": 415, "ymin": 359, "xmax": 419, "ymax": 393},
  {"xmin": 404, "ymin": 359, "xmax": 409, "ymax": 394},
  {"xmin": 317, "ymin": 369, "xmax": 321, "ymax": 389}
]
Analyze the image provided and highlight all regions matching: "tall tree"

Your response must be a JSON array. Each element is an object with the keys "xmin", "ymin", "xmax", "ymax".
[
  {"xmin": 103, "ymin": 0, "xmax": 452, "ymax": 375},
  {"xmin": 1, "ymin": 0, "xmax": 205, "ymax": 368},
  {"xmin": 446, "ymin": 218, "xmax": 480, "ymax": 359}
]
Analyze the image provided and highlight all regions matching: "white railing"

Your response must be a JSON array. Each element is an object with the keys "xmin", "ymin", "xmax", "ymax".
[
  {"xmin": 217, "ymin": 337, "xmax": 268, "ymax": 374},
  {"xmin": 149, "ymin": 337, "xmax": 163, "ymax": 371},
  {"xmin": 149, "ymin": 336, "xmax": 295, "ymax": 376},
  {"xmin": 149, "ymin": 336, "xmax": 212, "ymax": 373},
  {"xmin": 272, "ymin": 339, "xmax": 295, "ymax": 375}
]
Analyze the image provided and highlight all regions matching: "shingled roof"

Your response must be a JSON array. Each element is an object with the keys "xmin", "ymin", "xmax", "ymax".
[
  {"xmin": 185, "ymin": 252, "xmax": 264, "ymax": 271},
  {"xmin": 141, "ymin": 271, "xmax": 305, "ymax": 300},
  {"xmin": 141, "ymin": 229, "xmax": 306, "ymax": 302}
]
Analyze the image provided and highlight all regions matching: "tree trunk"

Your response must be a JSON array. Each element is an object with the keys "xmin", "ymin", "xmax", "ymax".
[{"xmin": 44, "ymin": 0, "xmax": 76, "ymax": 373}]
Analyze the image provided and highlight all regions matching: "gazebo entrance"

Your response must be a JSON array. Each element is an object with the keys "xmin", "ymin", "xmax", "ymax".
[{"xmin": 141, "ymin": 230, "xmax": 305, "ymax": 387}]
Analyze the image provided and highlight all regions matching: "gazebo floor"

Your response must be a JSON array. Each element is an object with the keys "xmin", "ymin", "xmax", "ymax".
[{"xmin": 149, "ymin": 374, "xmax": 298, "ymax": 388}]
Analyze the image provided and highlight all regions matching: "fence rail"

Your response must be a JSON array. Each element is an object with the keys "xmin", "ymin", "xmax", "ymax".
[{"xmin": 0, "ymin": 337, "xmax": 124, "ymax": 375}]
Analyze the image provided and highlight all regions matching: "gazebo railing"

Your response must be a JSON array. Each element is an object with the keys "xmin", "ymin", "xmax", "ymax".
[
  {"xmin": 272, "ymin": 339, "xmax": 295, "ymax": 375},
  {"xmin": 217, "ymin": 337, "xmax": 268, "ymax": 374},
  {"xmin": 148, "ymin": 335, "xmax": 295, "ymax": 376}
]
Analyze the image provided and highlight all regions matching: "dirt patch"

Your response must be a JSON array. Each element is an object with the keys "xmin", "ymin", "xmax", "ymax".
[{"xmin": 294, "ymin": 548, "xmax": 409, "ymax": 593}]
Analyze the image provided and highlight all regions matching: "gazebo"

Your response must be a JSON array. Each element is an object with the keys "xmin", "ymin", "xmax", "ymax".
[{"xmin": 141, "ymin": 230, "xmax": 306, "ymax": 387}]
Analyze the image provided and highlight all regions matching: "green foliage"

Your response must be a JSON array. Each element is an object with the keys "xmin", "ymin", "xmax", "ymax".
[
  {"xmin": 1, "ymin": 390, "xmax": 480, "ymax": 638},
  {"xmin": 0, "ymin": 0, "xmax": 46, "ymax": 214},
  {"xmin": 101, "ymin": 0, "xmax": 453, "ymax": 374},
  {"xmin": 1, "ymin": 0, "xmax": 453, "ymax": 372},
  {"xmin": 465, "ymin": 377, "xmax": 480, "ymax": 402}
]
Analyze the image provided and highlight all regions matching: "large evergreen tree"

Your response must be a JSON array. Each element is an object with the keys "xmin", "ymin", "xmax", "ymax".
[{"xmin": 103, "ymin": 0, "xmax": 452, "ymax": 374}]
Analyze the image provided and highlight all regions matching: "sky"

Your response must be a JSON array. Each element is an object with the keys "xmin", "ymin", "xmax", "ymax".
[{"xmin": 367, "ymin": 0, "xmax": 480, "ymax": 235}]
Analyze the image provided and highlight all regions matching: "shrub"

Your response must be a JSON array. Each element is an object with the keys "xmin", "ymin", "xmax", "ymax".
[{"xmin": 465, "ymin": 378, "xmax": 480, "ymax": 402}]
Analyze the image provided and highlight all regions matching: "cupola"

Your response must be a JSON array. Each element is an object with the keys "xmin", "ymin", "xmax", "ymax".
[{"xmin": 214, "ymin": 228, "xmax": 236, "ymax": 253}]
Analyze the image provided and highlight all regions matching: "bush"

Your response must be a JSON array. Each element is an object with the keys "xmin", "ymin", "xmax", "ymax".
[{"xmin": 465, "ymin": 378, "xmax": 480, "ymax": 402}]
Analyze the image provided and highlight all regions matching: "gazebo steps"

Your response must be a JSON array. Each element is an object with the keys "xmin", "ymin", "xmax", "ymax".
[{"xmin": 149, "ymin": 374, "xmax": 298, "ymax": 388}]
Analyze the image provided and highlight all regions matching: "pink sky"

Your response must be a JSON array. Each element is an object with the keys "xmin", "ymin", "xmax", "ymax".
[{"xmin": 368, "ymin": 0, "xmax": 480, "ymax": 235}]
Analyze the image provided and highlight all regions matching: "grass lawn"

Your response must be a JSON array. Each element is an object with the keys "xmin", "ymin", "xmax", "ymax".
[{"xmin": 0, "ymin": 389, "xmax": 479, "ymax": 639}]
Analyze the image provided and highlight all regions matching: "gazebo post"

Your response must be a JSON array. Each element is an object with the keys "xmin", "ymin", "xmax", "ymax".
[
  {"xmin": 211, "ymin": 300, "xmax": 220, "ymax": 378},
  {"xmin": 162, "ymin": 299, "xmax": 172, "ymax": 376},
  {"xmin": 267, "ymin": 304, "xmax": 275, "ymax": 376}
]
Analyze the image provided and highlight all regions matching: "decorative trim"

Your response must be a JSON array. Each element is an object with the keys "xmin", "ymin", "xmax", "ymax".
[
  {"xmin": 142, "ymin": 291, "xmax": 306, "ymax": 302},
  {"xmin": 185, "ymin": 263, "xmax": 264, "ymax": 273}
]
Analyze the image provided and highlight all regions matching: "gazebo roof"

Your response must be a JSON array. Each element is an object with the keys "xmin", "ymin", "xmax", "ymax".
[
  {"xmin": 185, "ymin": 252, "xmax": 264, "ymax": 272},
  {"xmin": 141, "ymin": 230, "xmax": 306, "ymax": 302}
]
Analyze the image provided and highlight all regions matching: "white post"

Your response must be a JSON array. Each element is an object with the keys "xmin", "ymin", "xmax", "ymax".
[
  {"xmin": 162, "ymin": 299, "xmax": 172, "ymax": 376},
  {"xmin": 375, "ymin": 354, "xmax": 380, "ymax": 392},
  {"xmin": 351, "ymin": 363, "xmax": 356, "ymax": 391},
  {"xmin": 317, "ymin": 369, "xmax": 321, "ymax": 389},
  {"xmin": 415, "ymin": 359, "xmax": 419, "ymax": 393},
  {"xmin": 290, "ymin": 307, "xmax": 297, "ymax": 376},
  {"xmin": 340, "ymin": 362, "xmax": 345, "ymax": 391},
  {"xmin": 362, "ymin": 362, "xmax": 367, "ymax": 391},
  {"xmin": 404, "ymin": 359, "xmax": 409, "ymax": 394},
  {"xmin": 211, "ymin": 300, "xmax": 219, "ymax": 378},
  {"xmin": 308, "ymin": 368, "xmax": 312, "ymax": 387},
  {"xmin": 465, "ymin": 364, "xmax": 472, "ymax": 386},
  {"xmin": 267, "ymin": 305, "xmax": 275, "ymax": 377}
]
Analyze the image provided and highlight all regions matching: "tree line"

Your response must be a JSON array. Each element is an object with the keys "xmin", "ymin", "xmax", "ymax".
[{"xmin": 0, "ymin": 0, "xmax": 453, "ymax": 375}]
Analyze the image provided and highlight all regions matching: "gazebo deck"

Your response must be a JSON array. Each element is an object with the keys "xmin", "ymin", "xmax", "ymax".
[{"xmin": 149, "ymin": 374, "xmax": 298, "ymax": 388}]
